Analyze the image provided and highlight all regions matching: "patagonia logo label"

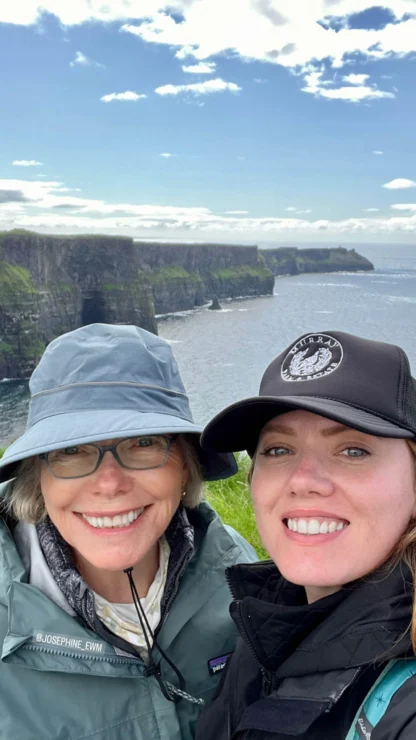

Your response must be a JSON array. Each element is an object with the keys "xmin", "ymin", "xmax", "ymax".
[
  {"xmin": 32, "ymin": 631, "xmax": 108, "ymax": 655},
  {"xmin": 356, "ymin": 711, "xmax": 374, "ymax": 740},
  {"xmin": 208, "ymin": 652, "xmax": 233, "ymax": 676}
]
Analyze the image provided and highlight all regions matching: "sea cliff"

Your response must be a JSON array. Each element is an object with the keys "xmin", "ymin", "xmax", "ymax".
[
  {"xmin": 134, "ymin": 241, "xmax": 273, "ymax": 314},
  {"xmin": 260, "ymin": 246, "xmax": 374, "ymax": 275},
  {"xmin": 0, "ymin": 232, "xmax": 274, "ymax": 379}
]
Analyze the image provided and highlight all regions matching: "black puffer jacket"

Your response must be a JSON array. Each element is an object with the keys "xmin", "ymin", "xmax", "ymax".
[{"xmin": 196, "ymin": 561, "xmax": 416, "ymax": 740}]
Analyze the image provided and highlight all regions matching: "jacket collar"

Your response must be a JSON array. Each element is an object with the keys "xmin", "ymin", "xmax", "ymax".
[
  {"xmin": 227, "ymin": 559, "xmax": 413, "ymax": 678},
  {"xmin": 0, "ymin": 499, "xmax": 240, "ymax": 673}
]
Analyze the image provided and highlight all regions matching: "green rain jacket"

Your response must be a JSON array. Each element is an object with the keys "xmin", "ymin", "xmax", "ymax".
[{"xmin": 0, "ymin": 496, "xmax": 257, "ymax": 740}]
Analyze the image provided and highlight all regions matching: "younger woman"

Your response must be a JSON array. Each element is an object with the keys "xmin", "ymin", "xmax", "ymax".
[{"xmin": 197, "ymin": 330, "xmax": 416, "ymax": 740}]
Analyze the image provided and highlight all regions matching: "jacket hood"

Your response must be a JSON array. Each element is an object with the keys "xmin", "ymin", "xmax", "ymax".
[{"xmin": 227, "ymin": 560, "xmax": 413, "ymax": 678}]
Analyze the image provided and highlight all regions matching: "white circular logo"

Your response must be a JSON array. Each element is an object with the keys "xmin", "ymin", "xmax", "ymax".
[{"xmin": 281, "ymin": 333, "xmax": 343, "ymax": 382}]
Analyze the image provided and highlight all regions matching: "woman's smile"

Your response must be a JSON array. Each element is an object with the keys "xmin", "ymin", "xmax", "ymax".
[
  {"xmin": 283, "ymin": 510, "xmax": 350, "ymax": 544},
  {"xmin": 77, "ymin": 505, "xmax": 147, "ymax": 531}
]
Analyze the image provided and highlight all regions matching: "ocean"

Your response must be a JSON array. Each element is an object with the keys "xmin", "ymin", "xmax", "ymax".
[{"xmin": 0, "ymin": 242, "xmax": 415, "ymax": 446}]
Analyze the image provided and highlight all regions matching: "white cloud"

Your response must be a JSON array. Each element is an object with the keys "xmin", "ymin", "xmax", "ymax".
[
  {"xmin": 224, "ymin": 210, "xmax": 249, "ymax": 214},
  {"xmin": 12, "ymin": 159, "xmax": 43, "ymax": 166},
  {"xmin": 55, "ymin": 187, "xmax": 82, "ymax": 192},
  {"xmin": 373, "ymin": 150, "xmax": 384, "ymax": 155},
  {"xmin": 70, "ymin": 50, "xmax": 105, "ymax": 68},
  {"xmin": 253, "ymin": 78, "xmax": 267, "ymax": 84},
  {"xmin": 2, "ymin": 177, "xmax": 416, "ymax": 237},
  {"xmin": 383, "ymin": 178, "xmax": 416, "ymax": 189},
  {"xmin": 363, "ymin": 208, "xmax": 380, "ymax": 212},
  {"xmin": 296, "ymin": 209, "xmax": 312, "ymax": 214},
  {"xmin": 391, "ymin": 203, "xmax": 416, "ymax": 211},
  {"xmin": 343, "ymin": 73, "xmax": 370, "ymax": 85},
  {"xmin": 302, "ymin": 67, "xmax": 394, "ymax": 102},
  {"xmin": 2, "ymin": 2, "xmax": 416, "ymax": 104},
  {"xmin": 118, "ymin": 3, "xmax": 416, "ymax": 72},
  {"xmin": 160, "ymin": 152, "xmax": 176, "ymax": 158},
  {"xmin": 101, "ymin": 91, "xmax": 147, "ymax": 102},
  {"xmin": 285, "ymin": 207, "xmax": 297, "ymax": 211},
  {"xmin": 155, "ymin": 78, "xmax": 241, "ymax": 96},
  {"xmin": 182, "ymin": 62, "xmax": 216, "ymax": 74}
]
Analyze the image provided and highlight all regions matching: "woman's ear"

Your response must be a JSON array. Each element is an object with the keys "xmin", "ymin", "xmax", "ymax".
[{"xmin": 181, "ymin": 462, "xmax": 189, "ymax": 491}]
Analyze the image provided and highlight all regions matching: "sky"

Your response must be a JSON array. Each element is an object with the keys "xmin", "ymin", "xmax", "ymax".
[{"xmin": 1, "ymin": 1, "xmax": 416, "ymax": 244}]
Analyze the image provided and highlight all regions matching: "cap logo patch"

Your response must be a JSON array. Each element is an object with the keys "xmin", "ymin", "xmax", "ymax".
[{"xmin": 281, "ymin": 333, "xmax": 343, "ymax": 382}]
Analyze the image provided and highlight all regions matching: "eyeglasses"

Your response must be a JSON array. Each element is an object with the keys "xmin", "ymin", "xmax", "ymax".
[{"xmin": 39, "ymin": 435, "xmax": 179, "ymax": 479}]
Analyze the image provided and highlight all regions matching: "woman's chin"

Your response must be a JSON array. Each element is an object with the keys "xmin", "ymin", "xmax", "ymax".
[{"xmin": 76, "ymin": 542, "xmax": 152, "ymax": 574}]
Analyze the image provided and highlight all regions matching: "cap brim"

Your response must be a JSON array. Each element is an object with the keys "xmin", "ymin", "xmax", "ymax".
[
  {"xmin": 202, "ymin": 395, "xmax": 414, "ymax": 453},
  {"xmin": 0, "ymin": 409, "xmax": 237, "ymax": 483}
]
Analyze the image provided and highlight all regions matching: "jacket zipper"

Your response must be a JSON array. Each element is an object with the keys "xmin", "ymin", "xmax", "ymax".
[
  {"xmin": 21, "ymin": 643, "xmax": 142, "ymax": 666},
  {"xmin": 225, "ymin": 602, "xmax": 272, "ymax": 737},
  {"xmin": 226, "ymin": 570, "xmax": 273, "ymax": 694},
  {"xmin": 232, "ymin": 601, "xmax": 272, "ymax": 688}
]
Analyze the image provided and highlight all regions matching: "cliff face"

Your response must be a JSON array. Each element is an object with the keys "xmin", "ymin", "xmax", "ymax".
[
  {"xmin": 0, "ymin": 232, "xmax": 157, "ymax": 379},
  {"xmin": 134, "ymin": 242, "xmax": 274, "ymax": 314},
  {"xmin": 0, "ymin": 232, "xmax": 274, "ymax": 379},
  {"xmin": 260, "ymin": 246, "xmax": 374, "ymax": 276}
]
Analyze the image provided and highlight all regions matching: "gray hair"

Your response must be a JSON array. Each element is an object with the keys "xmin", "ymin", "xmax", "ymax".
[{"xmin": 7, "ymin": 434, "xmax": 205, "ymax": 524}]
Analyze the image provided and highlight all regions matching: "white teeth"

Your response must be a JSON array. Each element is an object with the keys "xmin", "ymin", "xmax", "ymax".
[
  {"xmin": 82, "ymin": 507, "xmax": 144, "ymax": 529},
  {"xmin": 307, "ymin": 519, "xmax": 320, "ymax": 535},
  {"xmin": 298, "ymin": 519, "xmax": 307, "ymax": 534},
  {"xmin": 286, "ymin": 518, "xmax": 347, "ymax": 536}
]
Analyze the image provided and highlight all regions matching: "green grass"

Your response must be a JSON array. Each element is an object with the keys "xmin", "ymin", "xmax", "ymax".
[
  {"xmin": 208, "ymin": 265, "xmax": 271, "ymax": 280},
  {"xmin": 0, "ymin": 261, "xmax": 37, "ymax": 296},
  {"xmin": 205, "ymin": 454, "xmax": 268, "ymax": 559},
  {"xmin": 148, "ymin": 266, "xmax": 200, "ymax": 283}
]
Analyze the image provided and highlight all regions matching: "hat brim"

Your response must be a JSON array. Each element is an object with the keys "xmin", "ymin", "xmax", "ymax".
[
  {"xmin": 201, "ymin": 395, "xmax": 414, "ymax": 453},
  {"xmin": 0, "ymin": 408, "xmax": 237, "ymax": 483}
]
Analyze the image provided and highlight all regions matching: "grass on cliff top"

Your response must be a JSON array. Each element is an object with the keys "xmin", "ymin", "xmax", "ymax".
[
  {"xmin": 0, "ymin": 448, "xmax": 267, "ymax": 559},
  {"xmin": 205, "ymin": 454, "xmax": 268, "ymax": 559},
  {"xmin": 0, "ymin": 261, "xmax": 37, "ymax": 296},
  {"xmin": 209, "ymin": 264, "xmax": 271, "ymax": 280},
  {"xmin": 148, "ymin": 266, "xmax": 200, "ymax": 283}
]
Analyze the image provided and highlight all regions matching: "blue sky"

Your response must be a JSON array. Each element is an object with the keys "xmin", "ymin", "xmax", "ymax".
[{"xmin": 1, "ymin": 1, "xmax": 416, "ymax": 243}]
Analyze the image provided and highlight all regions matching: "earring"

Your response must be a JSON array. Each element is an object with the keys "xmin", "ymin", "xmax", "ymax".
[{"xmin": 181, "ymin": 491, "xmax": 186, "ymax": 499}]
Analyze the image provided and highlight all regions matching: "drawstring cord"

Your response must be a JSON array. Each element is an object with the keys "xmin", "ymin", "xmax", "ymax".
[{"xmin": 123, "ymin": 567, "xmax": 205, "ymax": 706}]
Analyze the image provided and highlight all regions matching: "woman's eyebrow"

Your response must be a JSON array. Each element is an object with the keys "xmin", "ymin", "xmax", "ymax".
[
  {"xmin": 261, "ymin": 424, "xmax": 296, "ymax": 437},
  {"xmin": 321, "ymin": 423, "xmax": 354, "ymax": 437},
  {"xmin": 263, "ymin": 422, "xmax": 355, "ymax": 438}
]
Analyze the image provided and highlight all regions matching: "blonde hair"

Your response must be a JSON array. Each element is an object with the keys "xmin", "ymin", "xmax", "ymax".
[{"xmin": 7, "ymin": 434, "xmax": 204, "ymax": 524}]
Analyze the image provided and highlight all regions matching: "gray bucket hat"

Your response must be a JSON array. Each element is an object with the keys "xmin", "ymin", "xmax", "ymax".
[{"xmin": 0, "ymin": 323, "xmax": 237, "ymax": 482}]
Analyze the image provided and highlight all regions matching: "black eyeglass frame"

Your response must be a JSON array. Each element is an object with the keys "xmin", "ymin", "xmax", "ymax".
[{"xmin": 39, "ymin": 434, "xmax": 179, "ymax": 480}]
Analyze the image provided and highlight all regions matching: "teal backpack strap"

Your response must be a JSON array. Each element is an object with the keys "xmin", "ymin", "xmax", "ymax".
[{"xmin": 345, "ymin": 659, "xmax": 416, "ymax": 740}]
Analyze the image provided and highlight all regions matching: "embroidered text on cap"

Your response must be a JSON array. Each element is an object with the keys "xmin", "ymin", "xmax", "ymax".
[{"xmin": 281, "ymin": 333, "xmax": 343, "ymax": 383}]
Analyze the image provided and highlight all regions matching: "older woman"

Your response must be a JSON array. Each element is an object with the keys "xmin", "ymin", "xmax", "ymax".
[
  {"xmin": 0, "ymin": 323, "xmax": 256, "ymax": 740},
  {"xmin": 197, "ymin": 331, "xmax": 416, "ymax": 740}
]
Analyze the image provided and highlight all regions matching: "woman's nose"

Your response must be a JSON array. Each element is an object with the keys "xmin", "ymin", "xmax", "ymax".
[
  {"xmin": 288, "ymin": 455, "xmax": 335, "ymax": 498},
  {"xmin": 90, "ymin": 451, "xmax": 132, "ymax": 494}
]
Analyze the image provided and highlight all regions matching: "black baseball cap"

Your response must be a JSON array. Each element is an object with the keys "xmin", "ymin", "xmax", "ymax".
[{"xmin": 201, "ymin": 331, "xmax": 416, "ymax": 454}]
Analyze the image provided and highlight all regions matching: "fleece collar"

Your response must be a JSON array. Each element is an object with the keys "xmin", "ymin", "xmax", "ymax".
[
  {"xmin": 227, "ymin": 560, "xmax": 413, "ymax": 677},
  {"xmin": 34, "ymin": 505, "xmax": 195, "ymax": 635}
]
